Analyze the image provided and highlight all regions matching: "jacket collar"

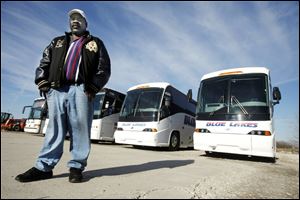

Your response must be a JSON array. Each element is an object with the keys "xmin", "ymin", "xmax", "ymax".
[
  {"xmin": 64, "ymin": 31, "xmax": 92, "ymax": 43},
  {"xmin": 65, "ymin": 30, "xmax": 90, "ymax": 36}
]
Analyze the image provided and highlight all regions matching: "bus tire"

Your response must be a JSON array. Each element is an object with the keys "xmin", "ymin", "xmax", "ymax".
[{"xmin": 169, "ymin": 132, "xmax": 180, "ymax": 151}]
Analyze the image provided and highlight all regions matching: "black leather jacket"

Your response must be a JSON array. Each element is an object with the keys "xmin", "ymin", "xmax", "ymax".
[{"xmin": 35, "ymin": 31, "xmax": 111, "ymax": 93}]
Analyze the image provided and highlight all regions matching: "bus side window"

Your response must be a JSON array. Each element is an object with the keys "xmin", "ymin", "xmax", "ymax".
[
  {"xmin": 160, "ymin": 97, "xmax": 171, "ymax": 120},
  {"xmin": 160, "ymin": 87, "xmax": 173, "ymax": 120}
]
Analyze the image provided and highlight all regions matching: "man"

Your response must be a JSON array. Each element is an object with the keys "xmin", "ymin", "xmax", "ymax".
[{"xmin": 15, "ymin": 9, "xmax": 111, "ymax": 183}]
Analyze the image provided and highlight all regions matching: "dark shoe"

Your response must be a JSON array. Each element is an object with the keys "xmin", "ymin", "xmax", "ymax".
[
  {"xmin": 69, "ymin": 167, "xmax": 83, "ymax": 183},
  {"xmin": 15, "ymin": 167, "xmax": 53, "ymax": 182}
]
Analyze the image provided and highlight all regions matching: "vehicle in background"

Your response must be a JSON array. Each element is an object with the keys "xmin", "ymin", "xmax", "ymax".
[
  {"xmin": 1, "ymin": 118, "xmax": 26, "ymax": 131},
  {"xmin": 1, "ymin": 112, "xmax": 26, "ymax": 131},
  {"xmin": 114, "ymin": 82, "xmax": 196, "ymax": 150},
  {"xmin": 23, "ymin": 97, "xmax": 48, "ymax": 134},
  {"xmin": 91, "ymin": 88, "xmax": 126, "ymax": 142},
  {"xmin": 1, "ymin": 112, "xmax": 13, "ymax": 125},
  {"xmin": 193, "ymin": 67, "xmax": 281, "ymax": 162}
]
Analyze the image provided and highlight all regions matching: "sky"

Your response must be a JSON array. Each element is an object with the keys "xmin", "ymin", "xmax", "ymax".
[{"xmin": 1, "ymin": 1, "xmax": 299, "ymax": 142}]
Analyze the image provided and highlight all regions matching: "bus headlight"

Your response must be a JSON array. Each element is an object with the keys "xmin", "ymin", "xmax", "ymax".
[
  {"xmin": 248, "ymin": 130, "xmax": 271, "ymax": 136},
  {"xmin": 195, "ymin": 128, "xmax": 210, "ymax": 133},
  {"xmin": 143, "ymin": 128, "xmax": 157, "ymax": 132},
  {"xmin": 117, "ymin": 127, "xmax": 123, "ymax": 131}
]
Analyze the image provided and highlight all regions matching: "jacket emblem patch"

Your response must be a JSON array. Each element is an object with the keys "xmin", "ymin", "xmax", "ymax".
[
  {"xmin": 55, "ymin": 40, "xmax": 64, "ymax": 48},
  {"xmin": 85, "ymin": 40, "xmax": 98, "ymax": 53}
]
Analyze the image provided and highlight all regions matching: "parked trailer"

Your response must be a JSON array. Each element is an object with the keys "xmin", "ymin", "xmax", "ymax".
[
  {"xmin": 114, "ymin": 82, "xmax": 196, "ymax": 150},
  {"xmin": 193, "ymin": 67, "xmax": 281, "ymax": 161}
]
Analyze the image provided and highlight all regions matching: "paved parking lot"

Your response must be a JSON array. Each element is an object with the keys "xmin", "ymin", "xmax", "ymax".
[{"xmin": 1, "ymin": 131, "xmax": 299, "ymax": 199}]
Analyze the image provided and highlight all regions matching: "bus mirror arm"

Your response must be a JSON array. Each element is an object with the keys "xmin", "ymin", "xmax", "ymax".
[{"xmin": 22, "ymin": 106, "xmax": 32, "ymax": 114}]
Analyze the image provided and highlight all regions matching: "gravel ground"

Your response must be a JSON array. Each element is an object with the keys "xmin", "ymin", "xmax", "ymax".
[{"xmin": 1, "ymin": 131, "xmax": 299, "ymax": 199}]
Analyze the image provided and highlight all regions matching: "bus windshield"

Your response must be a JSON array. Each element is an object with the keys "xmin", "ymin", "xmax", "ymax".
[
  {"xmin": 119, "ymin": 88, "xmax": 164, "ymax": 122},
  {"xmin": 196, "ymin": 74, "xmax": 270, "ymax": 121},
  {"xmin": 28, "ymin": 99, "xmax": 46, "ymax": 119}
]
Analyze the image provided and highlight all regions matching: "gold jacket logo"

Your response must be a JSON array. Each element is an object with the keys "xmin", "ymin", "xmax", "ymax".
[
  {"xmin": 55, "ymin": 40, "xmax": 64, "ymax": 48},
  {"xmin": 85, "ymin": 40, "xmax": 98, "ymax": 53}
]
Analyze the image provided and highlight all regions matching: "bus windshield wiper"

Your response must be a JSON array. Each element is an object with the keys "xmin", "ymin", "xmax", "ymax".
[{"xmin": 231, "ymin": 96, "xmax": 248, "ymax": 115}]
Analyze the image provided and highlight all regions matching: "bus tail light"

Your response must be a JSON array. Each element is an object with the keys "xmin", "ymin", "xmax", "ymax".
[
  {"xmin": 248, "ymin": 130, "xmax": 272, "ymax": 136},
  {"xmin": 195, "ymin": 128, "xmax": 210, "ymax": 133}
]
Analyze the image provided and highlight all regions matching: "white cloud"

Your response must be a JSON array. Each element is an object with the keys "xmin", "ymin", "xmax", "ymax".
[
  {"xmin": 96, "ymin": 2, "xmax": 298, "ymax": 98},
  {"xmin": 106, "ymin": 3, "xmax": 219, "ymax": 94},
  {"xmin": 1, "ymin": 3, "xmax": 63, "ymax": 95}
]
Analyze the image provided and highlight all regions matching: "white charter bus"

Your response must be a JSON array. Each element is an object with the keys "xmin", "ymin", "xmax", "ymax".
[
  {"xmin": 23, "ymin": 97, "xmax": 48, "ymax": 134},
  {"xmin": 90, "ymin": 88, "xmax": 125, "ymax": 142},
  {"xmin": 193, "ymin": 67, "xmax": 281, "ymax": 161},
  {"xmin": 114, "ymin": 82, "xmax": 196, "ymax": 150}
]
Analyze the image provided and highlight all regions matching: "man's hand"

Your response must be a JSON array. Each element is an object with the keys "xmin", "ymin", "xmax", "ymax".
[
  {"xmin": 39, "ymin": 86, "xmax": 50, "ymax": 98},
  {"xmin": 85, "ymin": 91, "xmax": 95, "ymax": 102}
]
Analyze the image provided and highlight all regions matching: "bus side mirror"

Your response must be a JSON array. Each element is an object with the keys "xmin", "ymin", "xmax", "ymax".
[
  {"xmin": 187, "ymin": 89, "xmax": 192, "ymax": 102},
  {"xmin": 273, "ymin": 87, "xmax": 281, "ymax": 105}
]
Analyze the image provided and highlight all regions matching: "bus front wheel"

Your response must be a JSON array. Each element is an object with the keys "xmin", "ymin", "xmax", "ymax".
[{"xmin": 169, "ymin": 132, "xmax": 180, "ymax": 151}]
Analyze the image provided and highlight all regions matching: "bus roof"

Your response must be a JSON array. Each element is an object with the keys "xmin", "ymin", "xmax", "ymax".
[
  {"xmin": 127, "ymin": 82, "xmax": 171, "ymax": 91},
  {"xmin": 201, "ymin": 67, "xmax": 270, "ymax": 81}
]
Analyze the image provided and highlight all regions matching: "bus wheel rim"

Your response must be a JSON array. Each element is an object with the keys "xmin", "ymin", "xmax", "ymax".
[{"xmin": 171, "ymin": 136, "xmax": 177, "ymax": 147}]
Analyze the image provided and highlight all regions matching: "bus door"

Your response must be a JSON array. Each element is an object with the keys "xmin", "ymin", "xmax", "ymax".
[{"xmin": 100, "ymin": 101, "xmax": 114, "ymax": 139}]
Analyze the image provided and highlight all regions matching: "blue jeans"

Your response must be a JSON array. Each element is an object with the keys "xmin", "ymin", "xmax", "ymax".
[{"xmin": 35, "ymin": 84, "xmax": 94, "ymax": 172}]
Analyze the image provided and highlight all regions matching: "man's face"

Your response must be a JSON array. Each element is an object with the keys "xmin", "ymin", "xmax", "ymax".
[{"xmin": 69, "ymin": 13, "xmax": 87, "ymax": 35}]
